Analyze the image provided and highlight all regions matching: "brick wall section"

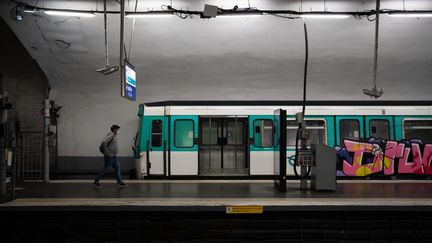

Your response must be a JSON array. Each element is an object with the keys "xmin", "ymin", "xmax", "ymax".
[{"xmin": 0, "ymin": 17, "xmax": 49, "ymax": 132}]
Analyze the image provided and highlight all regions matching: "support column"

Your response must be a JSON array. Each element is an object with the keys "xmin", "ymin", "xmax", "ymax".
[
  {"xmin": 43, "ymin": 99, "xmax": 50, "ymax": 182},
  {"xmin": 0, "ymin": 91, "xmax": 7, "ymax": 195}
]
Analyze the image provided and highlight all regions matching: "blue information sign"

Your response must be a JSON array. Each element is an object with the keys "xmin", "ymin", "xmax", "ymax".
[{"xmin": 123, "ymin": 61, "xmax": 136, "ymax": 101}]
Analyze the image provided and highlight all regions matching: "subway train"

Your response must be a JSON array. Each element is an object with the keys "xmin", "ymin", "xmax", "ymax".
[{"xmin": 133, "ymin": 101, "xmax": 432, "ymax": 178}]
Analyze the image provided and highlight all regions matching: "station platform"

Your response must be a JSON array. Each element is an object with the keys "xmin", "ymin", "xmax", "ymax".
[
  {"xmin": 1, "ymin": 180, "xmax": 432, "ymax": 211},
  {"xmin": 2, "ymin": 180, "xmax": 432, "ymax": 242}
]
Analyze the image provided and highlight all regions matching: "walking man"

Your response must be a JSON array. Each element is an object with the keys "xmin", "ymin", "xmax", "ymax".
[{"xmin": 94, "ymin": 125, "xmax": 128, "ymax": 188}]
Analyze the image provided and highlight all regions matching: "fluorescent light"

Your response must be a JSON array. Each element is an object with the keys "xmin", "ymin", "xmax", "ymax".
[
  {"xmin": 23, "ymin": 8, "xmax": 37, "ymax": 13},
  {"xmin": 45, "ymin": 10, "xmax": 95, "ymax": 17},
  {"xmin": 301, "ymin": 14, "xmax": 350, "ymax": 19},
  {"xmin": 125, "ymin": 13, "xmax": 174, "ymax": 18},
  {"xmin": 389, "ymin": 13, "xmax": 432, "ymax": 18},
  {"xmin": 217, "ymin": 14, "xmax": 263, "ymax": 18}
]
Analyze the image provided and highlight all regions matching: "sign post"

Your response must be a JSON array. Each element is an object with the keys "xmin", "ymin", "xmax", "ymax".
[{"xmin": 273, "ymin": 109, "xmax": 287, "ymax": 192}]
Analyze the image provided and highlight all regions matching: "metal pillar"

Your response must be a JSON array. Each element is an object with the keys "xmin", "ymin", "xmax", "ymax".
[
  {"xmin": 299, "ymin": 120, "xmax": 308, "ymax": 191},
  {"xmin": 120, "ymin": 0, "xmax": 126, "ymax": 97},
  {"xmin": 0, "ymin": 91, "xmax": 7, "ymax": 195},
  {"xmin": 274, "ymin": 109, "xmax": 287, "ymax": 192},
  {"xmin": 43, "ymin": 99, "xmax": 50, "ymax": 182},
  {"xmin": 300, "ymin": 166, "xmax": 307, "ymax": 190}
]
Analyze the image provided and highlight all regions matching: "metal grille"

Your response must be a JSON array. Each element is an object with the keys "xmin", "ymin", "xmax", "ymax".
[{"xmin": 15, "ymin": 132, "xmax": 43, "ymax": 181}]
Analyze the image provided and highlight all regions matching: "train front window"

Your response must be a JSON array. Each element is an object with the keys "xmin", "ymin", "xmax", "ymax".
[
  {"xmin": 253, "ymin": 119, "xmax": 273, "ymax": 148},
  {"xmin": 340, "ymin": 119, "xmax": 360, "ymax": 143},
  {"xmin": 151, "ymin": 120, "xmax": 162, "ymax": 147},
  {"xmin": 287, "ymin": 120, "xmax": 326, "ymax": 147},
  {"xmin": 175, "ymin": 120, "xmax": 194, "ymax": 148},
  {"xmin": 370, "ymin": 119, "xmax": 389, "ymax": 139},
  {"xmin": 403, "ymin": 120, "xmax": 432, "ymax": 144}
]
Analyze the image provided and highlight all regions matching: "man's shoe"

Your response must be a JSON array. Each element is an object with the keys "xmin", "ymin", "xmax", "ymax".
[
  {"xmin": 117, "ymin": 182, "xmax": 128, "ymax": 188},
  {"xmin": 93, "ymin": 180, "xmax": 102, "ymax": 188}
]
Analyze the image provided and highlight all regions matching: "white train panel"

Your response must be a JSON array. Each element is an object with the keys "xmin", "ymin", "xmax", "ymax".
[
  {"xmin": 170, "ymin": 152, "xmax": 199, "ymax": 175},
  {"xmin": 250, "ymin": 151, "xmax": 273, "ymax": 175}
]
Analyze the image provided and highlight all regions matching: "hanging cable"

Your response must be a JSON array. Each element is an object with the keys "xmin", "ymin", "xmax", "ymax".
[
  {"xmin": 301, "ymin": 21, "xmax": 308, "ymax": 120},
  {"xmin": 293, "ymin": 20, "xmax": 311, "ymax": 180}
]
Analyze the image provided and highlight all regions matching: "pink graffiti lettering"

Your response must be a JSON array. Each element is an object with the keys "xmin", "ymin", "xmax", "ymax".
[
  {"xmin": 342, "ymin": 140, "xmax": 383, "ymax": 176},
  {"xmin": 399, "ymin": 144, "xmax": 432, "ymax": 175},
  {"xmin": 338, "ymin": 139, "xmax": 432, "ymax": 176},
  {"xmin": 382, "ymin": 141, "xmax": 404, "ymax": 175}
]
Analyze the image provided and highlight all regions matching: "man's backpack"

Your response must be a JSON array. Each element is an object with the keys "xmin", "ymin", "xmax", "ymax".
[{"xmin": 99, "ymin": 134, "xmax": 114, "ymax": 155}]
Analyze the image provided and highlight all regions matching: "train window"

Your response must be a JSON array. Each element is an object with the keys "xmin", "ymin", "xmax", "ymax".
[
  {"xmin": 253, "ymin": 119, "xmax": 273, "ymax": 148},
  {"xmin": 226, "ymin": 121, "xmax": 244, "ymax": 145},
  {"xmin": 340, "ymin": 119, "xmax": 360, "ymax": 143},
  {"xmin": 201, "ymin": 120, "xmax": 218, "ymax": 145},
  {"xmin": 174, "ymin": 120, "xmax": 194, "ymax": 148},
  {"xmin": 369, "ymin": 119, "xmax": 389, "ymax": 139},
  {"xmin": 287, "ymin": 121, "xmax": 298, "ymax": 146},
  {"xmin": 403, "ymin": 120, "xmax": 432, "ymax": 143},
  {"xmin": 151, "ymin": 120, "xmax": 162, "ymax": 147},
  {"xmin": 307, "ymin": 120, "xmax": 326, "ymax": 145},
  {"xmin": 286, "ymin": 120, "xmax": 326, "ymax": 146}
]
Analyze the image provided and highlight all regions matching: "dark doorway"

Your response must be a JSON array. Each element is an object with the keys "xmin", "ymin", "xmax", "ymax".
[{"xmin": 199, "ymin": 117, "xmax": 248, "ymax": 176}]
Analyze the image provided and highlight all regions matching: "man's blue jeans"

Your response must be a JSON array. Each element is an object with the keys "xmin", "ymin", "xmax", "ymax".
[{"xmin": 96, "ymin": 155, "xmax": 122, "ymax": 183}]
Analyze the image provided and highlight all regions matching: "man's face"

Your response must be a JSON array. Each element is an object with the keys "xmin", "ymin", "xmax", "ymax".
[{"xmin": 114, "ymin": 128, "xmax": 120, "ymax": 135}]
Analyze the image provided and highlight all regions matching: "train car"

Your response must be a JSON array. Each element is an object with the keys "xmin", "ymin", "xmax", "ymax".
[{"xmin": 133, "ymin": 101, "xmax": 432, "ymax": 179}]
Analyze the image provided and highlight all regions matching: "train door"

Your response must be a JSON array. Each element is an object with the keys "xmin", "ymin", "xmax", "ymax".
[
  {"xmin": 249, "ymin": 116, "xmax": 274, "ymax": 175},
  {"xmin": 147, "ymin": 116, "xmax": 165, "ymax": 175},
  {"xmin": 336, "ymin": 116, "xmax": 365, "ymax": 146},
  {"xmin": 365, "ymin": 116, "xmax": 394, "ymax": 140},
  {"xmin": 199, "ymin": 117, "xmax": 248, "ymax": 175},
  {"xmin": 170, "ymin": 116, "xmax": 199, "ymax": 175}
]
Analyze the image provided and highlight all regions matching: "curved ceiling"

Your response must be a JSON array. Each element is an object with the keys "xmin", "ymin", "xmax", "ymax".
[{"xmin": 1, "ymin": 0, "xmax": 431, "ymax": 156}]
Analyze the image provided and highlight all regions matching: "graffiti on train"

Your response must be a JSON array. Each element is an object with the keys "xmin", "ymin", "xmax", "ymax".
[{"xmin": 335, "ymin": 138, "xmax": 432, "ymax": 176}]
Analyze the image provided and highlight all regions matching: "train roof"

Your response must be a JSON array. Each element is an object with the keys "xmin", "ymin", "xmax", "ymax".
[{"xmin": 144, "ymin": 100, "xmax": 432, "ymax": 107}]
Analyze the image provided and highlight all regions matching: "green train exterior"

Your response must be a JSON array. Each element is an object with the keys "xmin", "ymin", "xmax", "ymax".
[{"xmin": 133, "ymin": 101, "xmax": 432, "ymax": 178}]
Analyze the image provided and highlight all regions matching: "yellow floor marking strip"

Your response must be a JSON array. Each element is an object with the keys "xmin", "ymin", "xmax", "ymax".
[{"xmin": 226, "ymin": 205, "xmax": 264, "ymax": 214}]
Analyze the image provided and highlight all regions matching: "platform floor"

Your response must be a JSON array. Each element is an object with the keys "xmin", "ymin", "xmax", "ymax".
[{"xmin": 2, "ymin": 180, "xmax": 432, "ymax": 211}]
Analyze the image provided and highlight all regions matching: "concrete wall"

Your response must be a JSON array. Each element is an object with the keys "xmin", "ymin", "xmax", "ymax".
[{"xmin": 0, "ymin": 18, "xmax": 48, "ymax": 133}]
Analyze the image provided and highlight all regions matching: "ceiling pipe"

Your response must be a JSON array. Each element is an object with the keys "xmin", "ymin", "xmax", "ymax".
[{"xmin": 7, "ymin": 0, "xmax": 432, "ymax": 18}]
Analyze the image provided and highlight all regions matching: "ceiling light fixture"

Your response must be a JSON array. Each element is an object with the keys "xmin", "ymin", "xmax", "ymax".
[
  {"xmin": 218, "ymin": 14, "xmax": 263, "ymax": 18},
  {"xmin": 125, "ymin": 13, "xmax": 174, "ymax": 18},
  {"xmin": 23, "ymin": 8, "xmax": 37, "ymax": 13},
  {"xmin": 389, "ymin": 12, "xmax": 432, "ymax": 17},
  {"xmin": 217, "ymin": 13, "xmax": 263, "ymax": 18},
  {"xmin": 301, "ymin": 14, "xmax": 350, "ymax": 19},
  {"xmin": 45, "ymin": 10, "xmax": 95, "ymax": 18}
]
